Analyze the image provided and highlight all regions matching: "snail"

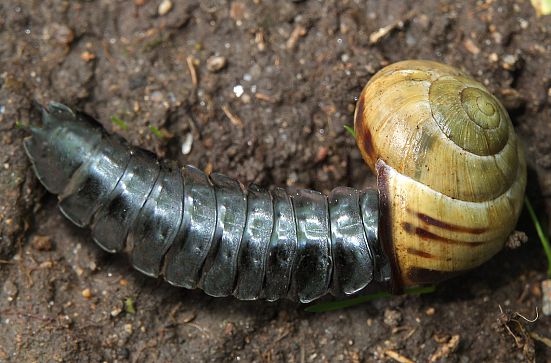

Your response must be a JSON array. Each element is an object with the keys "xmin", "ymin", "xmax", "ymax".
[
  {"xmin": 354, "ymin": 60, "xmax": 526, "ymax": 291},
  {"xmin": 23, "ymin": 60, "xmax": 526, "ymax": 302}
]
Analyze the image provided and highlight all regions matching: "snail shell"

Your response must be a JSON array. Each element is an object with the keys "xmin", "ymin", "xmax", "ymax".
[{"xmin": 354, "ymin": 60, "xmax": 527, "ymax": 290}]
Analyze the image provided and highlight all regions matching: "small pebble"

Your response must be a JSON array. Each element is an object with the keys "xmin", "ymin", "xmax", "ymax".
[
  {"xmin": 542, "ymin": 279, "xmax": 551, "ymax": 316},
  {"xmin": 383, "ymin": 309, "xmax": 402, "ymax": 327},
  {"xmin": 203, "ymin": 137, "xmax": 214, "ymax": 149},
  {"xmin": 80, "ymin": 51, "xmax": 96, "ymax": 62},
  {"xmin": 206, "ymin": 56, "xmax": 227, "ymax": 72},
  {"xmin": 425, "ymin": 307, "xmax": 435, "ymax": 316},
  {"xmin": 531, "ymin": 283, "xmax": 542, "ymax": 297},
  {"xmin": 124, "ymin": 323, "xmax": 133, "ymax": 335},
  {"xmin": 3, "ymin": 280, "xmax": 18, "ymax": 299},
  {"xmin": 150, "ymin": 91, "xmax": 164, "ymax": 103},
  {"xmin": 32, "ymin": 235, "xmax": 53, "ymax": 251},
  {"xmin": 233, "ymin": 85, "xmax": 244, "ymax": 98},
  {"xmin": 181, "ymin": 133, "xmax": 194, "ymax": 155},
  {"xmin": 491, "ymin": 31, "xmax": 503, "ymax": 44},
  {"xmin": 111, "ymin": 306, "xmax": 123, "ymax": 317},
  {"xmin": 230, "ymin": 1, "xmax": 247, "ymax": 22},
  {"xmin": 224, "ymin": 322, "xmax": 235, "ymax": 336},
  {"xmin": 463, "ymin": 38, "xmax": 480, "ymax": 55},
  {"xmin": 178, "ymin": 311, "xmax": 197, "ymax": 324},
  {"xmin": 39, "ymin": 261, "xmax": 53, "ymax": 269},
  {"xmin": 501, "ymin": 54, "xmax": 519, "ymax": 70},
  {"xmin": 158, "ymin": 0, "xmax": 173, "ymax": 16},
  {"xmin": 315, "ymin": 147, "xmax": 329, "ymax": 162},
  {"xmin": 504, "ymin": 229, "xmax": 528, "ymax": 248},
  {"xmin": 118, "ymin": 348, "xmax": 130, "ymax": 359},
  {"xmin": 82, "ymin": 288, "xmax": 93, "ymax": 299},
  {"xmin": 50, "ymin": 24, "xmax": 74, "ymax": 45},
  {"xmin": 241, "ymin": 93, "xmax": 251, "ymax": 103},
  {"xmin": 204, "ymin": 162, "xmax": 213, "ymax": 175}
]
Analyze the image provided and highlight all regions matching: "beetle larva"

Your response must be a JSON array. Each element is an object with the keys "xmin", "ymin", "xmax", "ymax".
[
  {"xmin": 24, "ymin": 60, "xmax": 526, "ymax": 302},
  {"xmin": 24, "ymin": 102, "xmax": 386, "ymax": 303}
]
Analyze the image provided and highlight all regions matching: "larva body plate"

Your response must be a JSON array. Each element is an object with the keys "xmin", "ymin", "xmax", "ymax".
[{"xmin": 129, "ymin": 160, "xmax": 184, "ymax": 277}]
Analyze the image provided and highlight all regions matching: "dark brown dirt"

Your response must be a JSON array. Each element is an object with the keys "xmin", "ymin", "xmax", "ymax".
[{"xmin": 1, "ymin": 0, "xmax": 550, "ymax": 362}]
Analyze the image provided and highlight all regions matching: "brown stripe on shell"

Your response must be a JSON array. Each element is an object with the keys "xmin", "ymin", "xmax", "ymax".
[
  {"xmin": 402, "ymin": 222, "xmax": 485, "ymax": 247},
  {"xmin": 376, "ymin": 160, "xmax": 404, "ymax": 293},
  {"xmin": 407, "ymin": 208, "xmax": 488, "ymax": 234},
  {"xmin": 406, "ymin": 247, "xmax": 435, "ymax": 259},
  {"xmin": 354, "ymin": 94, "xmax": 365, "ymax": 128},
  {"xmin": 354, "ymin": 95, "xmax": 375, "ymax": 162},
  {"xmin": 406, "ymin": 266, "xmax": 466, "ymax": 285}
]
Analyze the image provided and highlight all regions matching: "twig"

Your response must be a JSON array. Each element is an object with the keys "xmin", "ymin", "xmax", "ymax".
[
  {"xmin": 221, "ymin": 104, "xmax": 244, "ymax": 128},
  {"xmin": 186, "ymin": 56, "xmax": 198, "ymax": 87},
  {"xmin": 286, "ymin": 25, "xmax": 307, "ymax": 50},
  {"xmin": 255, "ymin": 92, "xmax": 277, "ymax": 103},
  {"xmin": 515, "ymin": 308, "xmax": 539, "ymax": 323},
  {"xmin": 369, "ymin": 11, "xmax": 416, "ymax": 45},
  {"xmin": 530, "ymin": 332, "xmax": 551, "ymax": 347},
  {"xmin": 385, "ymin": 350, "xmax": 415, "ymax": 363}
]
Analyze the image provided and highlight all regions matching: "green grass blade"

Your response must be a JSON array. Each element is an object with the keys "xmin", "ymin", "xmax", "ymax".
[
  {"xmin": 111, "ymin": 115, "xmax": 128, "ymax": 130},
  {"xmin": 524, "ymin": 197, "xmax": 551, "ymax": 277},
  {"xmin": 15, "ymin": 120, "xmax": 28, "ymax": 129},
  {"xmin": 344, "ymin": 124, "xmax": 356, "ymax": 138},
  {"xmin": 305, "ymin": 286, "xmax": 436, "ymax": 313},
  {"xmin": 124, "ymin": 297, "xmax": 136, "ymax": 314},
  {"xmin": 148, "ymin": 125, "xmax": 163, "ymax": 138}
]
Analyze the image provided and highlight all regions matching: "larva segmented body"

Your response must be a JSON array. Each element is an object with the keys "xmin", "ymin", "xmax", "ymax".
[{"xmin": 24, "ymin": 103, "xmax": 389, "ymax": 303}]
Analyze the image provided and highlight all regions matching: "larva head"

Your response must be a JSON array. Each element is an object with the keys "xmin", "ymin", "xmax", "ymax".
[
  {"xmin": 354, "ymin": 60, "xmax": 526, "ymax": 290},
  {"xmin": 24, "ymin": 102, "xmax": 105, "ymax": 194}
]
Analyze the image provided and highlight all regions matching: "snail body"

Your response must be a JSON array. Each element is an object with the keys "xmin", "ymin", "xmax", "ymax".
[{"xmin": 24, "ymin": 60, "xmax": 526, "ymax": 302}]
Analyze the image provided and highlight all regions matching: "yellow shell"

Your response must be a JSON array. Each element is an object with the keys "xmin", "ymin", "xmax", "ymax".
[{"xmin": 354, "ymin": 60, "xmax": 526, "ymax": 290}]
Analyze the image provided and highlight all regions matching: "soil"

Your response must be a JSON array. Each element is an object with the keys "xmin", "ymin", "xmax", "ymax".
[{"xmin": 1, "ymin": 0, "xmax": 550, "ymax": 362}]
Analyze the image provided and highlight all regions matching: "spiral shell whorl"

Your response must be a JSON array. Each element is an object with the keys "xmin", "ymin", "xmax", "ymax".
[
  {"xmin": 355, "ymin": 60, "xmax": 520, "ymax": 202},
  {"xmin": 354, "ymin": 60, "xmax": 526, "ymax": 288}
]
